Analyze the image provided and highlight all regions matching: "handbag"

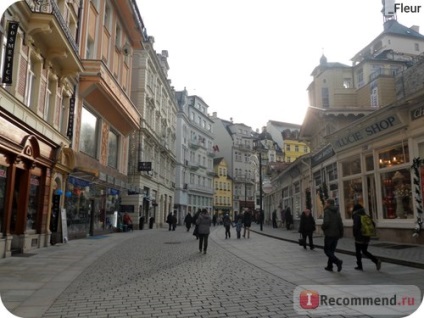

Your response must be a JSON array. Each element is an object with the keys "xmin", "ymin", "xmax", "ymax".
[{"xmin": 298, "ymin": 234, "xmax": 306, "ymax": 246}]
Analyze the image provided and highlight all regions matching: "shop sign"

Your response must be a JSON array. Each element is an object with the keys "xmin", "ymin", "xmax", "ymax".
[
  {"xmin": 331, "ymin": 114, "xmax": 402, "ymax": 152},
  {"xmin": 2, "ymin": 21, "xmax": 19, "ymax": 85},
  {"xmin": 138, "ymin": 161, "xmax": 152, "ymax": 171},
  {"xmin": 410, "ymin": 104, "xmax": 424, "ymax": 121},
  {"xmin": 311, "ymin": 144, "xmax": 335, "ymax": 167},
  {"xmin": 66, "ymin": 96, "xmax": 75, "ymax": 139}
]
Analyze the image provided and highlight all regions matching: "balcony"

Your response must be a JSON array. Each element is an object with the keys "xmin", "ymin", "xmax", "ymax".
[
  {"xmin": 20, "ymin": 0, "xmax": 83, "ymax": 74},
  {"xmin": 79, "ymin": 60, "xmax": 141, "ymax": 135}
]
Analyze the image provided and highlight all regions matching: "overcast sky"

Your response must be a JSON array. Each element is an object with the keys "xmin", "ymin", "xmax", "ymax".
[
  {"xmin": 136, "ymin": 0, "xmax": 424, "ymax": 131},
  {"xmin": 0, "ymin": 1, "xmax": 423, "ymax": 131}
]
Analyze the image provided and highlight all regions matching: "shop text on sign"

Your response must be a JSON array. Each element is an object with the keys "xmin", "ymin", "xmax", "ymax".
[{"xmin": 331, "ymin": 114, "xmax": 402, "ymax": 151}]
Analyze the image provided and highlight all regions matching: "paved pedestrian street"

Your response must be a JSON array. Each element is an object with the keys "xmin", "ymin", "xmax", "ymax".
[{"xmin": 1, "ymin": 225, "xmax": 423, "ymax": 318}]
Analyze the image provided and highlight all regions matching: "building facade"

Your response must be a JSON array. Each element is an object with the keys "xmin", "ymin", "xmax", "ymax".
[
  {"xmin": 174, "ymin": 90, "xmax": 214, "ymax": 223},
  {"xmin": 124, "ymin": 35, "xmax": 177, "ymax": 229},
  {"xmin": 0, "ymin": 0, "xmax": 83, "ymax": 256},
  {"xmin": 64, "ymin": 0, "xmax": 145, "ymax": 240}
]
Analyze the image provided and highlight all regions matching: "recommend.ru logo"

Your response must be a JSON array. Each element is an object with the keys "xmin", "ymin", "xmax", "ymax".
[{"xmin": 294, "ymin": 285, "xmax": 422, "ymax": 316}]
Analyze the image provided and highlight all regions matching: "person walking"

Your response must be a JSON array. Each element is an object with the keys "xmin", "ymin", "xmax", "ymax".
[
  {"xmin": 171, "ymin": 211, "xmax": 177, "ymax": 231},
  {"xmin": 243, "ymin": 209, "xmax": 252, "ymax": 239},
  {"xmin": 285, "ymin": 207, "xmax": 293, "ymax": 230},
  {"xmin": 298, "ymin": 209, "xmax": 316, "ymax": 250},
  {"xmin": 192, "ymin": 209, "xmax": 201, "ymax": 240},
  {"xmin": 235, "ymin": 215, "xmax": 243, "ymax": 239},
  {"xmin": 352, "ymin": 204, "xmax": 382, "ymax": 271},
  {"xmin": 196, "ymin": 209, "xmax": 212, "ymax": 254},
  {"xmin": 166, "ymin": 212, "xmax": 173, "ymax": 231},
  {"xmin": 184, "ymin": 212, "xmax": 193, "ymax": 232},
  {"xmin": 212, "ymin": 213, "xmax": 217, "ymax": 226},
  {"xmin": 223, "ymin": 213, "xmax": 232, "ymax": 239},
  {"xmin": 321, "ymin": 198, "xmax": 344, "ymax": 272},
  {"xmin": 272, "ymin": 210, "xmax": 278, "ymax": 228}
]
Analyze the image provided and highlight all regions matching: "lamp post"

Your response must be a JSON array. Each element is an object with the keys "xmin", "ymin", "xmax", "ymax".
[{"xmin": 259, "ymin": 151, "xmax": 263, "ymax": 231}]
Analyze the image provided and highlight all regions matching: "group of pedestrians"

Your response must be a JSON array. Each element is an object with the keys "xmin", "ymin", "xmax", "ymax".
[
  {"xmin": 221, "ymin": 209, "xmax": 253, "ymax": 239},
  {"xmin": 298, "ymin": 198, "xmax": 382, "ymax": 273}
]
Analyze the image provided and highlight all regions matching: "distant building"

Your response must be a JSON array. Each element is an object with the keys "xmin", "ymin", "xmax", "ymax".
[
  {"xmin": 212, "ymin": 157, "xmax": 233, "ymax": 218},
  {"xmin": 174, "ymin": 90, "xmax": 214, "ymax": 221}
]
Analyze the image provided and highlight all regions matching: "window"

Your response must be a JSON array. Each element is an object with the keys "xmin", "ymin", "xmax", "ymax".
[
  {"xmin": 108, "ymin": 130, "xmax": 118, "ymax": 168},
  {"xmin": 25, "ymin": 59, "xmax": 35, "ymax": 107},
  {"xmin": 378, "ymin": 143, "xmax": 409, "ymax": 168},
  {"xmin": 295, "ymin": 145, "xmax": 299, "ymax": 152},
  {"xmin": 343, "ymin": 178, "xmax": 363, "ymax": 219},
  {"xmin": 86, "ymin": 36, "xmax": 94, "ymax": 59},
  {"xmin": 27, "ymin": 175, "xmax": 40, "ymax": 231},
  {"xmin": 356, "ymin": 68, "xmax": 364, "ymax": 88},
  {"xmin": 115, "ymin": 24, "xmax": 121, "ymax": 48},
  {"xmin": 343, "ymin": 78, "xmax": 352, "ymax": 88},
  {"xmin": 79, "ymin": 107, "xmax": 98, "ymax": 158},
  {"xmin": 104, "ymin": 4, "xmax": 112, "ymax": 31},
  {"xmin": 286, "ymin": 144, "xmax": 290, "ymax": 151},
  {"xmin": 381, "ymin": 169, "xmax": 412, "ymax": 219},
  {"xmin": 341, "ymin": 156, "xmax": 361, "ymax": 177},
  {"xmin": 321, "ymin": 87, "xmax": 329, "ymax": 107},
  {"xmin": 415, "ymin": 43, "xmax": 419, "ymax": 51}
]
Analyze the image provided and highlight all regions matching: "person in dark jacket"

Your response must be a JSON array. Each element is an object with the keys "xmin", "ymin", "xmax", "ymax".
[
  {"xmin": 192, "ymin": 209, "xmax": 201, "ymax": 239},
  {"xmin": 223, "ymin": 213, "xmax": 232, "ymax": 239},
  {"xmin": 272, "ymin": 210, "xmax": 278, "ymax": 228},
  {"xmin": 166, "ymin": 212, "xmax": 173, "ymax": 231},
  {"xmin": 285, "ymin": 207, "xmax": 293, "ymax": 230},
  {"xmin": 352, "ymin": 204, "xmax": 381, "ymax": 271},
  {"xmin": 184, "ymin": 212, "xmax": 193, "ymax": 232},
  {"xmin": 321, "ymin": 199, "xmax": 344, "ymax": 272},
  {"xmin": 243, "ymin": 209, "xmax": 252, "ymax": 239},
  {"xmin": 196, "ymin": 209, "xmax": 212, "ymax": 254},
  {"xmin": 298, "ymin": 209, "xmax": 316, "ymax": 250}
]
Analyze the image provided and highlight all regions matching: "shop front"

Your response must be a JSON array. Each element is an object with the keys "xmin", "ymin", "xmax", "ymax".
[
  {"xmin": 0, "ymin": 110, "xmax": 60, "ymax": 257},
  {"xmin": 60, "ymin": 150, "xmax": 130, "ymax": 239},
  {"xmin": 328, "ymin": 105, "xmax": 424, "ymax": 244}
]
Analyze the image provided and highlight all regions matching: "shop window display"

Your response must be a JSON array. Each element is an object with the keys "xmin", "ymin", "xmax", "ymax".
[
  {"xmin": 343, "ymin": 178, "xmax": 363, "ymax": 219},
  {"xmin": 381, "ymin": 169, "xmax": 413, "ymax": 219},
  {"xmin": 378, "ymin": 143, "xmax": 409, "ymax": 169},
  {"xmin": 27, "ymin": 175, "xmax": 40, "ymax": 231}
]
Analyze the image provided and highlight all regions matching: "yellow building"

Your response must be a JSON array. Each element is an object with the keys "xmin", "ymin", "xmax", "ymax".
[
  {"xmin": 283, "ymin": 132, "xmax": 310, "ymax": 163},
  {"xmin": 213, "ymin": 158, "xmax": 233, "ymax": 218}
]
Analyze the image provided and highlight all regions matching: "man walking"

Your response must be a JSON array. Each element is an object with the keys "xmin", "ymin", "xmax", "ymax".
[{"xmin": 321, "ymin": 199, "xmax": 344, "ymax": 272}]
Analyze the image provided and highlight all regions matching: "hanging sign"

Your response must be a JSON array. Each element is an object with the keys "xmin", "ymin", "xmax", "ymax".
[{"xmin": 2, "ymin": 21, "xmax": 19, "ymax": 85}]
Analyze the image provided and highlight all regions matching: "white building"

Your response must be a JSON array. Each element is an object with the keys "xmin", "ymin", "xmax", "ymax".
[{"xmin": 174, "ymin": 90, "xmax": 214, "ymax": 222}]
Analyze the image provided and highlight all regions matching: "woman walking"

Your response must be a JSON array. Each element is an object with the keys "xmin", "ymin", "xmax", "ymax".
[{"xmin": 298, "ymin": 209, "xmax": 316, "ymax": 250}]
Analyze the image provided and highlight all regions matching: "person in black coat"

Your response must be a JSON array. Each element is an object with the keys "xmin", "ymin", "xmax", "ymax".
[
  {"xmin": 184, "ymin": 212, "xmax": 193, "ymax": 232},
  {"xmin": 298, "ymin": 209, "xmax": 316, "ymax": 250},
  {"xmin": 285, "ymin": 207, "xmax": 293, "ymax": 230}
]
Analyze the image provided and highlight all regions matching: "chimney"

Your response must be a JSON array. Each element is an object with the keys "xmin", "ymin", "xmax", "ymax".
[
  {"xmin": 212, "ymin": 112, "xmax": 217, "ymax": 118},
  {"xmin": 411, "ymin": 25, "xmax": 420, "ymax": 33}
]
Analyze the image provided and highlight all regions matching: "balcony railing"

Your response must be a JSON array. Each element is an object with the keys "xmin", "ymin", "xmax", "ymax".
[{"xmin": 26, "ymin": 0, "xmax": 79, "ymax": 54}]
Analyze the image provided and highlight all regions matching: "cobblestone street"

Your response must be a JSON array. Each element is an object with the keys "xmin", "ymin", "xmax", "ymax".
[{"xmin": 1, "ymin": 225, "xmax": 424, "ymax": 317}]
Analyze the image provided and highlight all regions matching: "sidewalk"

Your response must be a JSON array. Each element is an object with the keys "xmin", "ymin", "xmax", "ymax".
[{"xmin": 251, "ymin": 223, "xmax": 424, "ymax": 269}]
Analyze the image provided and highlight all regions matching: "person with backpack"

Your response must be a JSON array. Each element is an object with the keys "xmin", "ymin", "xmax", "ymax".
[{"xmin": 352, "ymin": 204, "xmax": 382, "ymax": 271}]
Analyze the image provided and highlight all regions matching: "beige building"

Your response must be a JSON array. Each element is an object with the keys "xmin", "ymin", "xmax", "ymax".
[
  {"xmin": 63, "ymin": 0, "xmax": 144, "ymax": 239},
  {"xmin": 0, "ymin": 0, "xmax": 149, "ymax": 258},
  {"xmin": 0, "ymin": 0, "xmax": 83, "ymax": 256},
  {"xmin": 123, "ymin": 36, "xmax": 178, "ymax": 229}
]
